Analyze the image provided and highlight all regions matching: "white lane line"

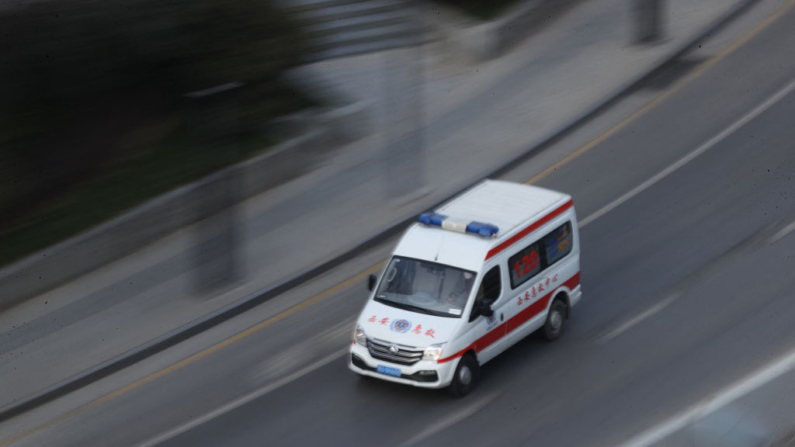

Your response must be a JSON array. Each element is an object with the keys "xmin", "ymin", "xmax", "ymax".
[
  {"xmin": 579, "ymin": 76, "xmax": 795, "ymax": 229},
  {"xmin": 617, "ymin": 345, "xmax": 795, "ymax": 447},
  {"xmin": 248, "ymin": 318, "xmax": 354, "ymax": 384},
  {"xmin": 398, "ymin": 391, "xmax": 502, "ymax": 447},
  {"xmin": 597, "ymin": 293, "xmax": 680, "ymax": 344},
  {"xmin": 134, "ymin": 348, "xmax": 347, "ymax": 447},
  {"xmin": 768, "ymin": 219, "xmax": 795, "ymax": 245}
]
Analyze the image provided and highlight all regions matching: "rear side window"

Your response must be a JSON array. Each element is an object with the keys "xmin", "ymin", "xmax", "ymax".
[
  {"xmin": 508, "ymin": 220, "xmax": 574, "ymax": 290},
  {"xmin": 508, "ymin": 243, "xmax": 541, "ymax": 289},
  {"xmin": 544, "ymin": 222, "xmax": 573, "ymax": 266}
]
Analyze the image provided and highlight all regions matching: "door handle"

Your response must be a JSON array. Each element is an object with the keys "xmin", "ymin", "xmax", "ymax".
[{"xmin": 500, "ymin": 313, "xmax": 504, "ymax": 322}]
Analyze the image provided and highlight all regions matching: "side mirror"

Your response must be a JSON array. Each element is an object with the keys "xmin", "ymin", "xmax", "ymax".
[
  {"xmin": 368, "ymin": 274, "xmax": 378, "ymax": 291},
  {"xmin": 480, "ymin": 298, "xmax": 495, "ymax": 318}
]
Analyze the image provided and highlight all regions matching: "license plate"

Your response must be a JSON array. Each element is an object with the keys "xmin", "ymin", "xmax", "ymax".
[{"xmin": 376, "ymin": 365, "xmax": 402, "ymax": 377}]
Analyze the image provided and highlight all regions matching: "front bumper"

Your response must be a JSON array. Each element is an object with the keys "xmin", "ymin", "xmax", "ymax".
[
  {"xmin": 348, "ymin": 343, "xmax": 457, "ymax": 389},
  {"xmin": 569, "ymin": 285, "xmax": 583, "ymax": 308}
]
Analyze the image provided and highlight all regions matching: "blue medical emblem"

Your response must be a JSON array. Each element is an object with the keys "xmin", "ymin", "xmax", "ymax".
[{"xmin": 390, "ymin": 319, "xmax": 412, "ymax": 333}]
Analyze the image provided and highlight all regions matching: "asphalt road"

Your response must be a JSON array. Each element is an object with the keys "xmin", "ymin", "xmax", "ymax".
[{"xmin": 4, "ymin": 2, "xmax": 795, "ymax": 447}]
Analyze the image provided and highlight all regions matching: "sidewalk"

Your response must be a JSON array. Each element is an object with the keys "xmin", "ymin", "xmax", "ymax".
[{"xmin": 0, "ymin": 0, "xmax": 751, "ymax": 411}]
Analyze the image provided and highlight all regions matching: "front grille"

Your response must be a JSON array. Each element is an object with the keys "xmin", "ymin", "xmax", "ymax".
[{"xmin": 367, "ymin": 338, "xmax": 423, "ymax": 365}]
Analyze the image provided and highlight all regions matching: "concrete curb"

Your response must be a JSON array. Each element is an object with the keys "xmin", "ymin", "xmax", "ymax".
[
  {"xmin": 318, "ymin": 101, "xmax": 375, "ymax": 144},
  {"xmin": 426, "ymin": 0, "xmax": 584, "ymax": 64},
  {"xmin": 0, "ymin": 0, "xmax": 761, "ymax": 424}
]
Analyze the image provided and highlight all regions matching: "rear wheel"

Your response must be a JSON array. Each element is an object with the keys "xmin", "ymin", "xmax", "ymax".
[
  {"xmin": 448, "ymin": 354, "xmax": 479, "ymax": 397},
  {"xmin": 542, "ymin": 299, "xmax": 567, "ymax": 341}
]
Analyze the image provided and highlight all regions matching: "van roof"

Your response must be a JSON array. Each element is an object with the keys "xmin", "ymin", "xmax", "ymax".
[
  {"xmin": 394, "ymin": 180, "xmax": 572, "ymax": 271},
  {"xmin": 437, "ymin": 180, "xmax": 568, "ymax": 236}
]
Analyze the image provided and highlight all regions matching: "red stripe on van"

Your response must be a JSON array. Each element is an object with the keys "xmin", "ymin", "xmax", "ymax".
[
  {"xmin": 437, "ymin": 272, "xmax": 580, "ymax": 364},
  {"xmin": 485, "ymin": 199, "xmax": 574, "ymax": 261}
]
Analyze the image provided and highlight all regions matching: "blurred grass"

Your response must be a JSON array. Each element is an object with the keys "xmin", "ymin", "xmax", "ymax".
[
  {"xmin": 0, "ymin": 79, "xmax": 318, "ymax": 267},
  {"xmin": 0, "ymin": 0, "xmax": 316, "ymax": 268},
  {"xmin": 0, "ymin": 121, "xmax": 280, "ymax": 268},
  {"xmin": 434, "ymin": 0, "xmax": 524, "ymax": 20}
]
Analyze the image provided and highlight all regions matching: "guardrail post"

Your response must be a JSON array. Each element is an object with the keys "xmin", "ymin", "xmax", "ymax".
[
  {"xmin": 185, "ymin": 82, "xmax": 245, "ymax": 294},
  {"xmin": 382, "ymin": 1, "xmax": 427, "ymax": 201},
  {"xmin": 633, "ymin": 0, "xmax": 664, "ymax": 44}
]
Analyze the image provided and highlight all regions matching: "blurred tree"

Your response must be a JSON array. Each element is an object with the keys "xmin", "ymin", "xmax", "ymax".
[{"xmin": 0, "ymin": 0, "xmax": 307, "ymax": 231}]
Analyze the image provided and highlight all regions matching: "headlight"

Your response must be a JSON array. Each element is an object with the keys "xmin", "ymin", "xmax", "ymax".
[
  {"xmin": 422, "ymin": 343, "xmax": 447, "ymax": 362},
  {"xmin": 354, "ymin": 325, "xmax": 367, "ymax": 346}
]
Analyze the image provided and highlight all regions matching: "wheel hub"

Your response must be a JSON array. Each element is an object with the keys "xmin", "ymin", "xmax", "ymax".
[
  {"xmin": 459, "ymin": 365, "xmax": 472, "ymax": 386},
  {"xmin": 551, "ymin": 311, "xmax": 563, "ymax": 331}
]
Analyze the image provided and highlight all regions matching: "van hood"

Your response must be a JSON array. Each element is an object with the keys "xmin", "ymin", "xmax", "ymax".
[{"xmin": 357, "ymin": 300, "xmax": 461, "ymax": 348}]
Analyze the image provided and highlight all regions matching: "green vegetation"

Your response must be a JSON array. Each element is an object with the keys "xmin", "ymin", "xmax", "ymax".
[
  {"xmin": 0, "ymin": 127, "xmax": 292, "ymax": 268},
  {"xmin": 434, "ymin": 0, "xmax": 524, "ymax": 20},
  {"xmin": 0, "ymin": 0, "xmax": 313, "ymax": 267}
]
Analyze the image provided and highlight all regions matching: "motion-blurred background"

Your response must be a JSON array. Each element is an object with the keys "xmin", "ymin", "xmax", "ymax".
[
  {"xmin": 0, "ymin": 0, "xmax": 308, "ymax": 268},
  {"xmin": 2, "ymin": 0, "xmax": 795, "ymax": 446}
]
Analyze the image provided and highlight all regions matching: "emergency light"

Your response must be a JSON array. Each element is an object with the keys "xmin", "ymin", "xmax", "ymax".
[{"xmin": 418, "ymin": 212, "xmax": 499, "ymax": 238}]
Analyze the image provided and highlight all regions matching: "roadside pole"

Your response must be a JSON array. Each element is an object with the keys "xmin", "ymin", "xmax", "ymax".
[
  {"xmin": 184, "ymin": 82, "xmax": 245, "ymax": 294},
  {"xmin": 633, "ymin": 0, "xmax": 665, "ymax": 44},
  {"xmin": 381, "ymin": 1, "xmax": 428, "ymax": 201}
]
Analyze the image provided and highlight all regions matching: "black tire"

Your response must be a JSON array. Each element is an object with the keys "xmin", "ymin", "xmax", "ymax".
[
  {"xmin": 448, "ymin": 354, "xmax": 479, "ymax": 397},
  {"xmin": 541, "ymin": 298, "xmax": 567, "ymax": 341}
]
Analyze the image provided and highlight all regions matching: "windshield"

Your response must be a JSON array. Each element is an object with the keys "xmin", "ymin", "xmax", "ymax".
[{"xmin": 374, "ymin": 256, "xmax": 477, "ymax": 318}]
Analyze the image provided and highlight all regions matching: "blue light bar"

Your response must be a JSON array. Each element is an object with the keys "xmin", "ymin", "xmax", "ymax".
[
  {"xmin": 417, "ymin": 213, "xmax": 499, "ymax": 238},
  {"xmin": 418, "ymin": 212, "xmax": 447, "ymax": 226},
  {"xmin": 466, "ymin": 222, "xmax": 499, "ymax": 238}
]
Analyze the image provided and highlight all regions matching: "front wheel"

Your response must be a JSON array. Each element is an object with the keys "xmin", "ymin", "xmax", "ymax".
[
  {"xmin": 541, "ymin": 299, "xmax": 567, "ymax": 341},
  {"xmin": 448, "ymin": 354, "xmax": 479, "ymax": 397}
]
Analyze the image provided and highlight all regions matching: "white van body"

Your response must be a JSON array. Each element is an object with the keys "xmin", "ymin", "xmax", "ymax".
[{"xmin": 349, "ymin": 180, "xmax": 581, "ymax": 392}]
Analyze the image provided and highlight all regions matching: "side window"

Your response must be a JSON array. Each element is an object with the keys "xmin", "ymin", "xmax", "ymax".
[
  {"xmin": 544, "ymin": 221, "xmax": 573, "ymax": 267},
  {"xmin": 509, "ymin": 243, "xmax": 541, "ymax": 289},
  {"xmin": 470, "ymin": 266, "xmax": 501, "ymax": 322},
  {"xmin": 508, "ymin": 220, "xmax": 574, "ymax": 289}
]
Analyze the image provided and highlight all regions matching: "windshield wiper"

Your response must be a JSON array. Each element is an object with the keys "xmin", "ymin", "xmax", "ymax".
[{"xmin": 374, "ymin": 297, "xmax": 441, "ymax": 316}]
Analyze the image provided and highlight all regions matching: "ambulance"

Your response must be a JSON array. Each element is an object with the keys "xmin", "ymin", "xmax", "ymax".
[{"xmin": 349, "ymin": 180, "xmax": 581, "ymax": 396}]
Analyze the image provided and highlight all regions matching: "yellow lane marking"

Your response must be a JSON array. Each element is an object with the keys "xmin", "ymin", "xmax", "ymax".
[
  {"xmin": 0, "ymin": 262, "xmax": 384, "ymax": 447},
  {"xmin": 524, "ymin": 0, "xmax": 795, "ymax": 185}
]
